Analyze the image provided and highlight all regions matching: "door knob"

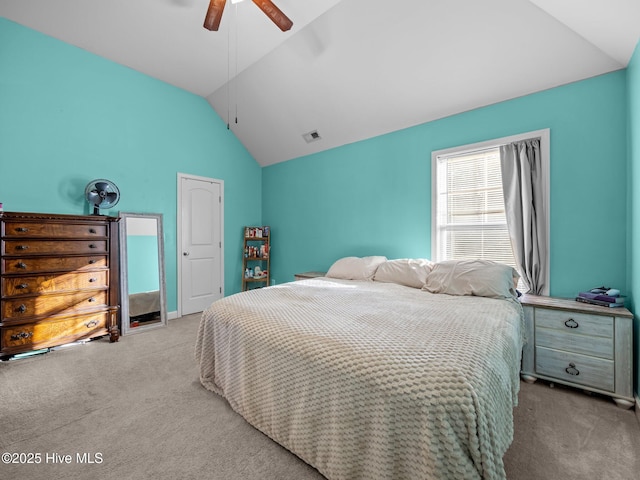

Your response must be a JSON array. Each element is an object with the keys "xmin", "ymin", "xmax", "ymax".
[{"xmin": 183, "ymin": 252, "xmax": 190, "ymax": 256}]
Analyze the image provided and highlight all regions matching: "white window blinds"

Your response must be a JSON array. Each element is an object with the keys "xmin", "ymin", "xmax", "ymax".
[{"xmin": 434, "ymin": 147, "xmax": 518, "ymax": 269}]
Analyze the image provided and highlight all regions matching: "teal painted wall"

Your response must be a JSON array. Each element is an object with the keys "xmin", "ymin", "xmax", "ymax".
[
  {"xmin": 264, "ymin": 71, "xmax": 628, "ymax": 300},
  {"xmin": 0, "ymin": 18, "xmax": 262, "ymax": 309},
  {"xmin": 627, "ymin": 39, "xmax": 640, "ymax": 395},
  {"xmin": 262, "ymin": 130, "xmax": 431, "ymax": 285}
]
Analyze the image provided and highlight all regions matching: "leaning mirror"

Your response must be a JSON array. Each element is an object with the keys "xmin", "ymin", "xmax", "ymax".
[{"xmin": 119, "ymin": 212, "xmax": 167, "ymax": 335}]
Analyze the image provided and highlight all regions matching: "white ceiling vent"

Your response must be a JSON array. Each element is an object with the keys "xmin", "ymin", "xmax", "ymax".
[{"xmin": 302, "ymin": 130, "xmax": 322, "ymax": 143}]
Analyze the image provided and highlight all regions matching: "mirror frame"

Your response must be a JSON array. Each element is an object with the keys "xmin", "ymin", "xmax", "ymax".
[{"xmin": 119, "ymin": 212, "xmax": 167, "ymax": 335}]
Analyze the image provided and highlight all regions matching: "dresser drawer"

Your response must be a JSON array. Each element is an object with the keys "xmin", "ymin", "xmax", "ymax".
[
  {"xmin": 535, "ymin": 308, "xmax": 613, "ymax": 338},
  {"xmin": 535, "ymin": 326, "xmax": 613, "ymax": 359},
  {"xmin": 1, "ymin": 311, "xmax": 109, "ymax": 353},
  {"xmin": 1, "ymin": 290, "xmax": 108, "ymax": 322},
  {"xmin": 2, "ymin": 239, "xmax": 108, "ymax": 256},
  {"xmin": 1, "ymin": 255, "xmax": 107, "ymax": 274},
  {"xmin": 2, "ymin": 270, "xmax": 108, "ymax": 297},
  {"xmin": 536, "ymin": 346, "xmax": 614, "ymax": 392},
  {"xmin": 2, "ymin": 221, "xmax": 107, "ymax": 239}
]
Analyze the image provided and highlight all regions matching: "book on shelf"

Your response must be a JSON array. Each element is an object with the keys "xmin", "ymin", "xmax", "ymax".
[
  {"xmin": 577, "ymin": 291, "xmax": 625, "ymax": 304},
  {"xmin": 575, "ymin": 296, "xmax": 624, "ymax": 308}
]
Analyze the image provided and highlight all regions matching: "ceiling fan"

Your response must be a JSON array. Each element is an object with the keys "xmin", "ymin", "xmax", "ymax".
[{"xmin": 204, "ymin": 0, "xmax": 293, "ymax": 32}]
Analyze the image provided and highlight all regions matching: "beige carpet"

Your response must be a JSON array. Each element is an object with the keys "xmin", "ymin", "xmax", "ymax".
[{"xmin": 1, "ymin": 314, "xmax": 638, "ymax": 480}]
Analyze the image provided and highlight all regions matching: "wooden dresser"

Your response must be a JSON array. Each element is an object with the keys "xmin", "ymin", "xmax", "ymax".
[
  {"xmin": 0, "ymin": 212, "xmax": 120, "ymax": 358},
  {"xmin": 520, "ymin": 294, "xmax": 634, "ymax": 408}
]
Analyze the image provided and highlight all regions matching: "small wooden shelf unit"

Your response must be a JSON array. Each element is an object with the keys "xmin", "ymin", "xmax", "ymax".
[{"xmin": 242, "ymin": 226, "xmax": 270, "ymax": 291}]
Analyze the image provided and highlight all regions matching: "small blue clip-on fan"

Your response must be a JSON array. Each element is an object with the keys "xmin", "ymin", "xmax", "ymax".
[{"xmin": 85, "ymin": 179, "xmax": 120, "ymax": 215}]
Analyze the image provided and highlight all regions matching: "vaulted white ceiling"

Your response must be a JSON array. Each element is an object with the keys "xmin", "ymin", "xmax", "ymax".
[{"xmin": 2, "ymin": 0, "xmax": 639, "ymax": 166}]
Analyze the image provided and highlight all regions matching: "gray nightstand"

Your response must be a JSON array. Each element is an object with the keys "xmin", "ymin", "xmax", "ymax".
[{"xmin": 520, "ymin": 294, "xmax": 634, "ymax": 409}]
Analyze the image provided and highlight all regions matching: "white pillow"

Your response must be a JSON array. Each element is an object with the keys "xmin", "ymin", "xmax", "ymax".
[
  {"xmin": 422, "ymin": 259, "xmax": 520, "ymax": 299},
  {"xmin": 325, "ymin": 256, "xmax": 387, "ymax": 281},
  {"xmin": 373, "ymin": 258, "xmax": 434, "ymax": 288}
]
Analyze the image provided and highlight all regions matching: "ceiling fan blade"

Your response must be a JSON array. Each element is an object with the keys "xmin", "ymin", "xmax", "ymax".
[
  {"xmin": 252, "ymin": 0, "xmax": 293, "ymax": 32},
  {"xmin": 204, "ymin": 0, "xmax": 226, "ymax": 31}
]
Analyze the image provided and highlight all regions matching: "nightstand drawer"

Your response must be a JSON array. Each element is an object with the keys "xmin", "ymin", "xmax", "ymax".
[
  {"xmin": 536, "ymin": 346, "xmax": 614, "ymax": 392},
  {"xmin": 535, "ymin": 308, "xmax": 613, "ymax": 338},
  {"xmin": 535, "ymin": 327, "xmax": 613, "ymax": 359}
]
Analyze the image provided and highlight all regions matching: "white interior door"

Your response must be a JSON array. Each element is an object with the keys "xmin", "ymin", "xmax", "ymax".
[{"xmin": 178, "ymin": 174, "xmax": 223, "ymax": 315}]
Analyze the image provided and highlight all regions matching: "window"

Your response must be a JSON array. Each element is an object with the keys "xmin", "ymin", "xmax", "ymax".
[
  {"xmin": 431, "ymin": 130, "xmax": 550, "ymax": 293},
  {"xmin": 433, "ymin": 146, "xmax": 515, "ymax": 265}
]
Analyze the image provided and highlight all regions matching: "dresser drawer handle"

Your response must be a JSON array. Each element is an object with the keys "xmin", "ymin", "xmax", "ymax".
[
  {"xmin": 15, "ymin": 227, "xmax": 29, "ymax": 233},
  {"xmin": 565, "ymin": 363, "xmax": 580, "ymax": 376},
  {"xmin": 85, "ymin": 320, "xmax": 99, "ymax": 328},
  {"xmin": 16, "ymin": 304, "xmax": 27, "ymax": 313},
  {"xmin": 15, "ymin": 245, "xmax": 29, "ymax": 251},
  {"xmin": 564, "ymin": 318, "xmax": 579, "ymax": 328},
  {"xmin": 16, "ymin": 283, "xmax": 28, "ymax": 289},
  {"xmin": 88, "ymin": 244, "xmax": 97, "ymax": 249},
  {"xmin": 16, "ymin": 262, "xmax": 27, "ymax": 269},
  {"xmin": 10, "ymin": 331, "xmax": 33, "ymax": 341},
  {"xmin": 88, "ymin": 278, "xmax": 97, "ymax": 283},
  {"xmin": 88, "ymin": 259, "xmax": 97, "ymax": 264},
  {"xmin": 88, "ymin": 297, "xmax": 96, "ymax": 302},
  {"xmin": 89, "ymin": 228, "xmax": 97, "ymax": 234}
]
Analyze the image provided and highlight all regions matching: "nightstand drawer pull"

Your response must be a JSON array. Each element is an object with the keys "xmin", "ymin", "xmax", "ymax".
[
  {"xmin": 89, "ymin": 228, "xmax": 96, "ymax": 234},
  {"xmin": 85, "ymin": 320, "xmax": 99, "ymax": 328},
  {"xmin": 10, "ymin": 331, "xmax": 33, "ymax": 341},
  {"xmin": 16, "ymin": 262, "xmax": 27, "ymax": 269},
  {"xmin": 15, "ymin": 227, "xmax": 29, "ymax": 233},
  {"xmin": 16, "ymin": 304, "xmax": 27, "ymax": 313},
  {"xmin": 16, "ymin": 283, "xmax": 28, "ymax": 289},
  {"xmin": 564, "ymin": 318, "xmax": 579, "ymax": 328},
  {"xmin": 88, "ymin": 244, "xmax": 97, "ymax": 249},
  {"xmin": 15, "ymin": 245, "xmax": 29, "ymax": 251},
  {"xmin": 565, "ymin": 363, "xmax": 580, "ymax": 376},
  {"xmin": 89, "ymin": 277, "xmax": 97, "ymax": 283}
]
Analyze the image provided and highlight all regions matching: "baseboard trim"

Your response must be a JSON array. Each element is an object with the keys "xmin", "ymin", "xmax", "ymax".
[
  {"xmin": 635, "ymin": 394, "xmax": 640, "ymax": 425},
  {"xmin": 168, "ymin": 310, "xmax": 179, "ymax": 320}
]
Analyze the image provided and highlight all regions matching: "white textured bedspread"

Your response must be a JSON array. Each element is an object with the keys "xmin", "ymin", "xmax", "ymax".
[{"xmin": 195, "ymin": 278, "xmax": 524, "ymax": 480}]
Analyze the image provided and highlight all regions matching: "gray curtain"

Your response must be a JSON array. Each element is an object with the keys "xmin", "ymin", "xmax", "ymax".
[{"xmin": 500, "ymin": 139, "xmax": 547, "ymax": 294}]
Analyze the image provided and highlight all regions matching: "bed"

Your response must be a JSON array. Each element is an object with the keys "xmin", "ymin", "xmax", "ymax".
[{"xmin": 195, "ymin": 258, "xmax": 524, "ymax": 480}]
